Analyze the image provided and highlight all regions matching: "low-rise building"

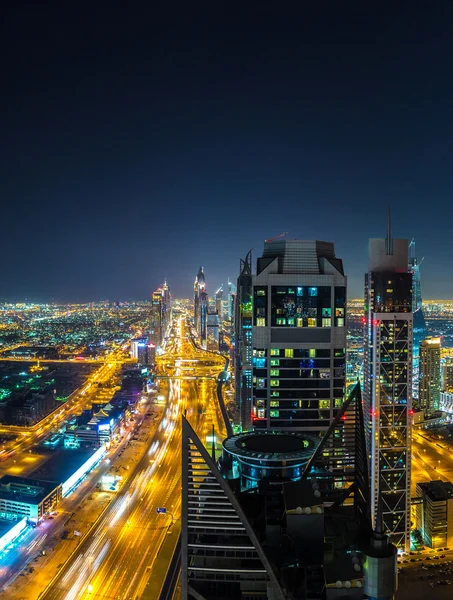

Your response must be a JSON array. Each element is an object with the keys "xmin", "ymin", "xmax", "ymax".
[
  {"xmin": 416, "ymin": 480, "xmax": 453, "ymax": 549},
  {"xmin": 0, "ymin": 476, "xmax": 62, "ymax": 523}
]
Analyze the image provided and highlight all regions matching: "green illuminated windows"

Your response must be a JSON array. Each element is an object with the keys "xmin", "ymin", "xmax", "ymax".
[
  {"xmin": 285, "ymin": 349, "xmax": 294, "ymax": 358},
  {"xmin": 319, "ymin": 399, "xmax": 330, "ymax": 409},
  {"xmin": 270, "ymin": 379, "xmax": 279, "ymax": 387},
  {"xmin": 335, "ymin": 399, "xmax": 343, "ymax": 407},
  {"xmin": 309, "ymin": 349, "xmax": 316, "ymax": 358},
  {"xmin": 270, "ymin": 359, "xmax": 280, "ymax": 367},
  {"xmin": 276, "ymin": 318, "xmax": 286, "ymax": 325},
  {"xmin": 270, "ymin": 369, "xmax": 280, "ymax": 377},
  {"xmin": 256, "ymin": 318, "xmax": 266, "ymax": 327},
  {"xmin": 322, "ymin": 318, "xmax": 331, "ymax": 327},
  {"xmin": 270, "ymin": 349, "xmax": 280, "ymax": 356},
  {"xmin": 270, "ymin": 410, "xmax": 279, "ymax": 418},
  {"xmin": 270, "ymin": 401, "xmax": 279, "ymax": 407},
  {"xmin": 271, "ymin": 391, "xmax": 280, "ymax": 397},
  {"xmin": 296, "ymin": 318, "xmax": 303, "ymax": 327}
]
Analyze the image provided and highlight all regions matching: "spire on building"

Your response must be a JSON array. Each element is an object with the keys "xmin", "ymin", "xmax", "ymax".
[{"xmin": 385, "ymin": 206, "xmax": 393, "ymax": 255}]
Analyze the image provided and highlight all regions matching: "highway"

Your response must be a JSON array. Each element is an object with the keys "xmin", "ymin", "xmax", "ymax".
[
  {"xmin": 38, "ymin": 318, "xmax": 227, "ymax": 600},
  {"xmin": 411, "ymin": 430, "xmax": 453, "ymax": 496}
]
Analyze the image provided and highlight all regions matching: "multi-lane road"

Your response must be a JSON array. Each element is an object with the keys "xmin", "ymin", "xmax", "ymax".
[{"xmin": 38, "ymin": 318, "xmax": 227, "ymax": 600}]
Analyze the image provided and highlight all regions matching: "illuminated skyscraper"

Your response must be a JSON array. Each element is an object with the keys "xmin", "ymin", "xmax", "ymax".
[
  {"xmin": 234, "ymin": 239, "xmax": 350, "ymax": 484},
  {"xmin": 150, "ymin": 280, "xmax": 171, "ymax": 348},
  {"xmin": 215, "ymin": 284, "xmax": 223, "ymax": 321},
  {"xmin": 193, "ymin": 267, "xmax": 208, "ymax": 348},
  {"xmin": 364, "ymin": 213, "xmax": 412, "ymax": 550},
  {"xmin": 150, "ymin": 288, "xmax": 163, "ymax": 347},
  {"xmin": 420, "ymin": 337, "xmax": 441, "ymax": 412},
  {"xmin": 408, "ymin": 239, "xmax": 425, "ymax": 402}
]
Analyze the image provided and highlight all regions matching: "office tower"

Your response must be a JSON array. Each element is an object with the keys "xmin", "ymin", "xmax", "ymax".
[
  {"xmin": 161, "ymin": 279, "xmax": 171, "ymax": 336},
  {"xmin": 215, "ymin": 284, "xmax": 223, "ymax": 321},
  {"xmin": 130, "ymin": 336, "xmax": 148, "ymax": 364},
  {"xmin": 150, "ymin": 289, "xmax": 163, "ymax": 347},
  {"xmin": 193, "ymin": 267, "xmax": 206, "ymax": 341},
  {"xmin": 408, "ymin": 239, "xmax": 425, "ymax": 402},
  {"xmin": 228, "ymin": 278, "xmax": 236, "ymax": 322},
  {"xmin": 234, "ymin": 251, "xmax": 253, "ymax": 430},
  {"xmin": 363, "ymin": 213, "xmax": 412, "ymax": 550},
  {"xmin": 419, "ymin": 337, "xmax": 441, "ymax": 412},
  {"xmin": 442, "ymin": 356, "xmax": 453, "ymax": 391},
  {"xmin": 235, "ymin": 239, "xmax": 346, "ymax": 435}
]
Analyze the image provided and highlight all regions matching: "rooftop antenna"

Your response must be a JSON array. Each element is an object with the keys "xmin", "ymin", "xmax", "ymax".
[
  {"xmin": 265, "ymin": 232, "xmax": 288, "ymax": 243},
  {"xmin": 385, "ymin": 207, "xmax": 393, "ymax": 255}
]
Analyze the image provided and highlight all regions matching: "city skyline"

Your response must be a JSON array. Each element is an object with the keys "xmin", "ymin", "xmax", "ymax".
[{"xmin": 2, "ymin": 3, "xmax": 453, "ymax": 300}]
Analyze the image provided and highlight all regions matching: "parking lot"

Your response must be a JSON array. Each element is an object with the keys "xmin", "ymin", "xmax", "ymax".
[{"xmin": 396, "ymin": 548, "xmax": 453, "ymax": 599}]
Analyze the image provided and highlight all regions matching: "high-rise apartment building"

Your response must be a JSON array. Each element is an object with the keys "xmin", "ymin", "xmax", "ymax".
[
  {"xmin": 420, "ymin": 337, "xmax": 441, "ymax": 412},
  {"xmin": 235, "ymin": 240, "xmax": 347, "ymax": 441},
  {"xmin": 363, "ymin": 217, "xmax": 412, "ymax": 550}
]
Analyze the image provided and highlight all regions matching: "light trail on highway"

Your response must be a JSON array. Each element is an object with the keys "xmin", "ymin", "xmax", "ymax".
[{"xmin": 39, "ymin": 317, "xmax": 227, "ymax": 600}]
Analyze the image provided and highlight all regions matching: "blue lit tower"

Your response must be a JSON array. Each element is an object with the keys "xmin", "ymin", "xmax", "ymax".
[
  {"xmin": 408, "ymin": 239, "xmax": 425, "ymax": 403},
  {"xmin": 364, "ymin": 211, "xmax": 413, "ymax": 550}
]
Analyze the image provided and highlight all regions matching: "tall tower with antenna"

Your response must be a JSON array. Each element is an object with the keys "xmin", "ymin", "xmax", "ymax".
[{"xmin": 364, "ymin": 209, "xmax": 413, "ymax": 550}]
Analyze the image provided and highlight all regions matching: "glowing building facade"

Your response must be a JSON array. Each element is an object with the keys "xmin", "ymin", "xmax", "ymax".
[
  {"xmin": 419, "ymin": 337, "xmax": 441, "ymax": 413},
  {"xmin": 364, "ymin": 218, "xmax": 413, "ymax": 550},
  {"xmin": 194, "ymin": 267, "xmax": 208, "ymax": 348},
  {"xmin": 408, "ymin": 239, "xmax": 425, "ymax": 403},
  {"xmin": 234, "ymin": 240, "xmax": 347, "ymax": 453}
]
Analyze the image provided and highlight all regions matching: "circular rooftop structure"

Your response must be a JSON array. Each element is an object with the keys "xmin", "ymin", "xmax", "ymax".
[{"xmin": 222, "ymin": 430, "xmax": 318, "ymax": 488}]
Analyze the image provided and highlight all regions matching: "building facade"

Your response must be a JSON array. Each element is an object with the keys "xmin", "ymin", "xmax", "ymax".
[
  {"xmin": 363, "ymin": 222, "xmax": 413, "ymax": 550},
  {"xmin": 419, "ymin": 337, "xmax": 441, "ymax": 413},
  {"xmin": 408, "ymin": 239, "xmax": 425, "ymax": 403},
  {"xmin": 416, "ymin": 480, "xmax": 453, "ymax": 549},
  {"xmin": 235, "ymin": 240, "xmax": 346, "ymax": 438}
]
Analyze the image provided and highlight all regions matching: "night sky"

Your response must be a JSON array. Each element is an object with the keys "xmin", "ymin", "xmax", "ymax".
[{"xmin": 2, "ymin": 2, "xmax": 453, "ymax": 301}]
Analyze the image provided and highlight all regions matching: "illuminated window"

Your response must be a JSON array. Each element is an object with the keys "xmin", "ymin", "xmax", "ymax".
[
  {"xmin": 335, "ymin": 398, "xmax": 343, "ymax": 407},
  {"xmin": 270, "ymin": 410, "xmax": 279, "ymax": 418},
  {"xmin": 256, "ymin": 288, "xmax": 266, "ymax": 296},
  {"xmin": 309, "ymin": 287, "xmax": 318, "ymax": 297},
  {"xmin": 296, "ymin": 318, "xmax": 303, "ymax": 327},
  {"xmin": 285, "ymin": 349, "xmax": 294, "ymax": 358},
  {"xmin": 336, "ymin": 318, "xmax": 345, "ymax": 327},
  {"xmin": 257, "ymin": 409, "xmax": 265, "ymax": 418},
  {"xmin": 270, "ymin": 379, "xmax": 279, "ymax": 387},
  {"xmin": 270, "ymin": 369, "xmax": 279, "ymax": 377},
  {"xmin": 270, "ymin": 359, "xmax": 280, "ymax": 366},
  {"xmin": 276, "ymin": 318, "xmax": 286, "ymax": 325},
  {"xmin": 270, "ymin": 401, "xmax": 279, "ymax": 407},
  {"xmin": 309, "ymin": 349, "xmax": 316, "ymax": 358},
  {"xmin": 271, "ymin": 391, "xmax": 280, "ymax": 397},
  {"xmin": 308, "ymin": 318, "xmax": 316, "ymax": 327},
  {"xmin": 270, "ymin": 349, "xmax": 280, "ymax": 356},
  {"xmin": 287, "ymin": 318, "xmax": 295, "ymax": 326},
  {"xmin": 322, "ymin": 308, "xmax": 331, "ymax": 317},
  {"xmin": 297, "ymin": 287, "xmax": 303, "ymax": 296},
  {"xmin": 256, "ymin": 318, "xmax": 266, "ymax": 327},
  {"xmin": 322, "ymin": 318, "xmax": 331, "ymax": 327},
  {"xmin": 335, "ymin": 308, "xmax": 344, "ymax": 317},
  {"xmin": 257, "ymin": 378, "xmax": 266, "ymax": 388},
  {"xmin": 254, "ymin": 357, "xmax": 266, "ymax": 368},
  {"xmin": 319, "ymin": 399, "xmax": 330, "ymax": 409}
]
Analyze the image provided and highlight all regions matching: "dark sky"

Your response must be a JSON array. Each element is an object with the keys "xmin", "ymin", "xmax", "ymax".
[{"xmin": 2, "ymin": 1, "xmax": 453, "ymax": 301}]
